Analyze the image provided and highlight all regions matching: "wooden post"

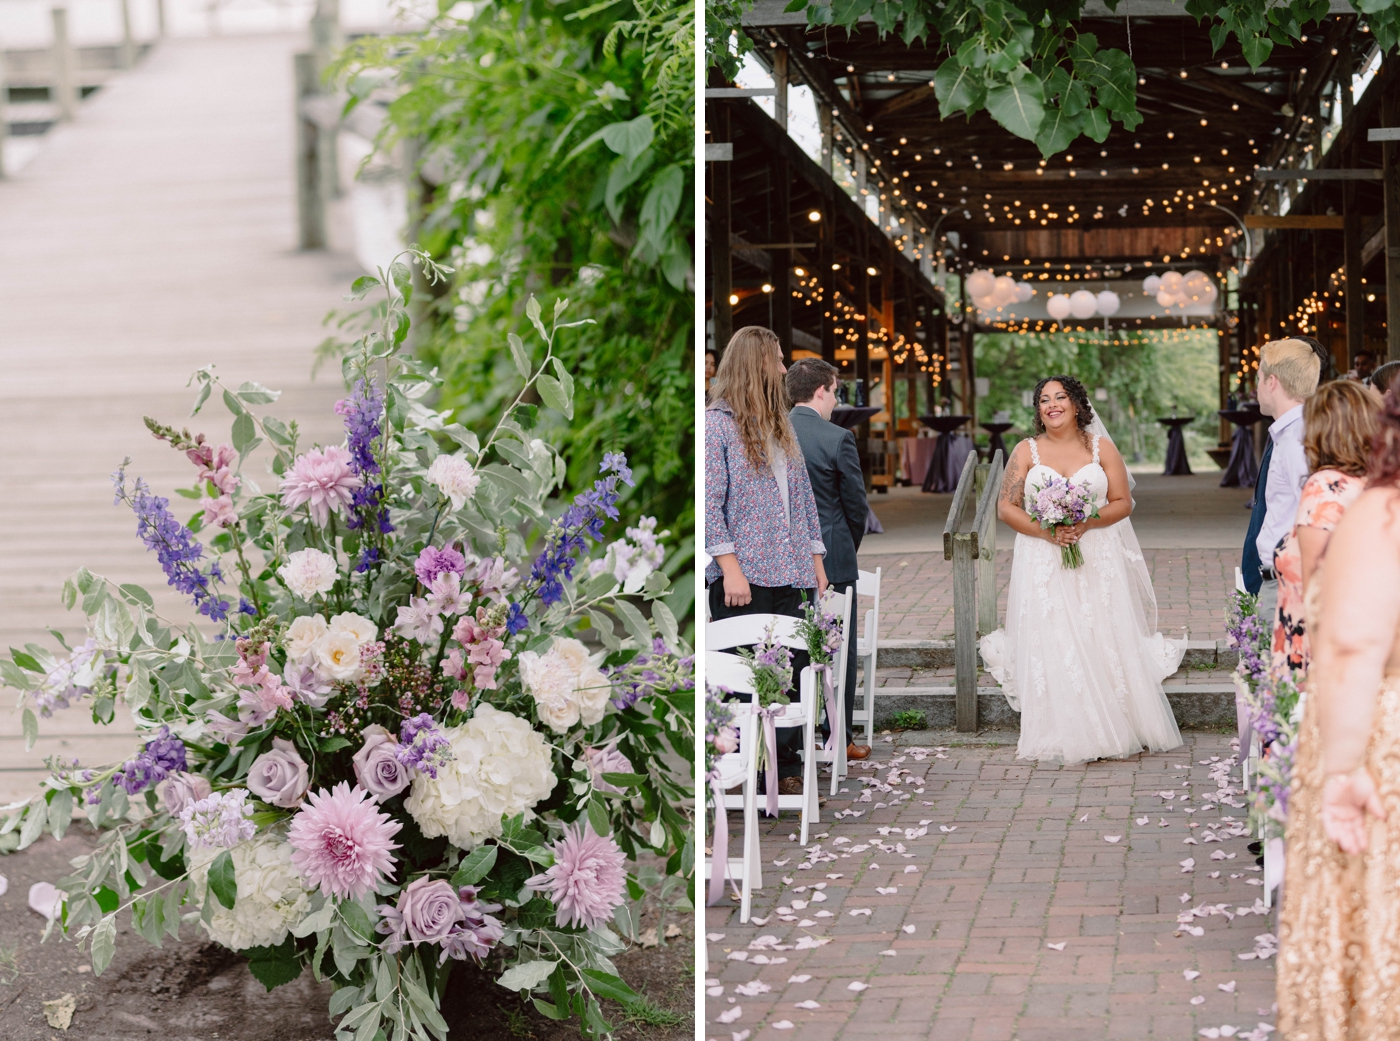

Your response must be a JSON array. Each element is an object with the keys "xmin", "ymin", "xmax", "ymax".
[
  {"xmin": 772, "ymin": 47, "xmax": 788, "ymax": 134},
  {"xmin": 1385, "ymin": 86, "xmax": 1400, "ymax": 362},
  {"xmin": 119, "ymin": 0, "xmax": 136, "ymax": 69},
  {"xmin": 310, "ymin": 0, "xmax": 342, "ymax": 199},
  {"xmin": 771, "ymin": 157, "xmax": 792, "ymax": 361},
  {"xmin": 51, "ymin": 8, "xmax": 76, "ymax": 122},
  {"xmin": 1345, "ymin": 177, "xmax": 1364, "ymax": 370},
  {"xmin": 952, "ymin": 531, "xmax": 977, "ymax": 731},
  {"xmin": 294, "ymin": 53, "xmax": 325, "ymax": 250},
  {"xmin": 156, "ymin": 0, "xmax": 167, "ymax": 37},
  {"xmin": 710, "ymin": 104, "xmax": 733, "ymax": 352}
]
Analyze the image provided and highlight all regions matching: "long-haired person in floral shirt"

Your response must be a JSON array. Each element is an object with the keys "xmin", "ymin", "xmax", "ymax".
[{"xmin": 706, "ymin": 326, "xmax": 828, "ymax": 793}]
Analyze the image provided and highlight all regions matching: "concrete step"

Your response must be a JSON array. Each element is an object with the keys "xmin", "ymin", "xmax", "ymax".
[
  {"xmin": 859, "ymin": 681, "xmax": 1238, "ymax": 731},
  {"xmin": 875, "ymin": 637, "xmax": 1237, "ymax": 671}
]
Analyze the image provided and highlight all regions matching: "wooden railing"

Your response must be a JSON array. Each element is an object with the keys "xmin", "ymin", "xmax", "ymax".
[{"xmin": 942, "ymin": 448, "xmax": 1004, "ymax": 732}]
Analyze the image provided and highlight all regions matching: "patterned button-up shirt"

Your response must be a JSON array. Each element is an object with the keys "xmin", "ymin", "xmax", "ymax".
[{"xmin": 705, "ymin": 400, "xmax": 825, "ymax": 588}]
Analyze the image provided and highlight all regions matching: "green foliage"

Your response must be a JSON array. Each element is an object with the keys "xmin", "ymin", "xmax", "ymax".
[
  {"xmin": 975, "ymin": 329, "xmax": 1221, "ymax": 467},
  {"xmin": 755, "ymin": 0, "xmax": 1388, "ymax": 156},
  {"xmin": 245, "ymin": 937, "xmax": 304, "ymax": 992},
  {"xmin": 889, "ymin": 709, "xmax": 928, "ymax": 730},
  {"xmin": 706, "ymin": 0, "xmax": 756, "ymax": 80},
  {"xmin": 335, "ymin": 0, "xmax": 694, "ymax": 618}
]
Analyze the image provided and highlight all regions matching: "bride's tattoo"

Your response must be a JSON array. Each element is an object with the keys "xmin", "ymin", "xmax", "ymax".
[{"xmin": 1001, "ymin": 454, "xmax": 1026, "ymax": 506}]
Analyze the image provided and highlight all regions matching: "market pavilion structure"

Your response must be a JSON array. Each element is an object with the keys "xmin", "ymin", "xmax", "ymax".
[{"xmin": 706, "ymin": 0, "xmax": 1400, "ymax": 487}]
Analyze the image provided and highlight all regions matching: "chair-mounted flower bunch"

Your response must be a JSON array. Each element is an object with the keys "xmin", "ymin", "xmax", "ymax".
[
  {"xmin": 0, "ymin": 250, "xmax": 694, "ymax": 1040},
  {"xmin": 1243, "ymin": 664, "xmax": 1302, "ymax": 841}
]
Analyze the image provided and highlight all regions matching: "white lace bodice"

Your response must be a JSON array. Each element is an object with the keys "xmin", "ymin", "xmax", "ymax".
[{"xmin": 1025, "ymin": 434, "xmax": 1107, "ymax": 509}]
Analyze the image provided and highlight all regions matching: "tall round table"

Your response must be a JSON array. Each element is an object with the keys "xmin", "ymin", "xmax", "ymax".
[
  {"xmin": 829, "ymin": 406, "xmax": 884, "ymax": 533},
  {"xmin": 1157, "ymin": 416, "xmax": 1195, "ymax": 476},
  {"xmin": 1217, "ymin": 408, "xmax": 1263, "ymax": 488},
  {"xmin": 982, "ymin": 422, "xmax": 1014, "ymax": 462},
  {"xmin": 918, "ymin": 415, "xmax": 973, "ymax": 493}
]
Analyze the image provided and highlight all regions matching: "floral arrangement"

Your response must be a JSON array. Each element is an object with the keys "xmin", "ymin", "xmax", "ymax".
[
  {"xmin": 0, "ymin": 256, "xmax": 693, "ymax": 1040},
  {"xmin": 1025, "ymin": 475, "xmax": 1100, "ymax": 568},
  {"xmin": 795, "ymin": 590, "xmax": 845, "ymax": 668},
  {"xmin": 1242, "ymin": 665, "xmax": 1301, "ymax": 840},
  {"xmin": 735, "ymin": 624, "xmax": 793, "ymax": 709},
  {"xmin": 704, "ymin": 685, "xmax": 738, "ymax": 777},
  {"xmin": 1226, "ymin": 590, "xmax": 1270, "ymax": 692}
]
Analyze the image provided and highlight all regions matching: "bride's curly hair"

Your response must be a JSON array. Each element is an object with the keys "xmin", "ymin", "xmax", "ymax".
[{"xmin": 1031, "ymin": 374, "xmax": 1095, "ymax": 434}]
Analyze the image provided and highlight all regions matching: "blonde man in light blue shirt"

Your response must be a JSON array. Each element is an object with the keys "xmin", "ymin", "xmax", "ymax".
[{"xmin": 1253, "ymin": 338, "xmax": 1322, "ymax": 621}]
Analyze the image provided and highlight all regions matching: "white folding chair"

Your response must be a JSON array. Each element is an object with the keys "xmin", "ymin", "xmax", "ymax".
[
  {"xmin": 703, "ymin": 704, "xmax": 760, "ymax": 922},
  {"xmin": 811, "ymin": 587, "xmax": 853, "ymax": 794},
  {"xmin": 849, "ymin": 568, "xmax": 883, "ymax": 746},
  {"xmin": 707, "ymin": 614, "xmax": 820, "ymax": 842}
]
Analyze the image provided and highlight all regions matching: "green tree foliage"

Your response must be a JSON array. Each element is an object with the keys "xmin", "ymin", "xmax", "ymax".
[
  {"xmin": 336, "ymin": 0, "xmax": 694, "ymax": 621},
  {"xmin": 726, "ymin": 0, "xmax": 1399, "ymax": 156},
  {"xmin": 976, "ymin": 329, "xmax": 1221, "ymax": 467}
]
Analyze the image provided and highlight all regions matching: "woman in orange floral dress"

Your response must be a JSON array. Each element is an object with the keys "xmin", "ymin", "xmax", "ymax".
[{"xmin": 1271, "ymin": 381, "xmax": 1382, "ymax": 674}]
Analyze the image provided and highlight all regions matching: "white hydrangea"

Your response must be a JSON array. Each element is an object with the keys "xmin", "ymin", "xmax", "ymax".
[
  {"xmin": 404, "ymin": 703, "xmax": 556, "ymax": 850},
  {"xmin": 426, "ymin": 454, "xmax": 481, "ymax": 511},
  {"xmin": 278, "ymin": 549, "xmax": 338, "ymax": 600},
  {"xmin": 518, "ymin": 637, "xmax": 611, "ymax": 732},
  {"xmin": 188, "ymin": 834, "xmax": 312, "ymax": 951}
]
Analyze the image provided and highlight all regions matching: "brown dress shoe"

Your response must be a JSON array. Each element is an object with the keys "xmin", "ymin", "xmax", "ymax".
[
  {"xmin": 847, "ymin": 743, "xmax": 872, "ymax": 760},
  {"xmin": 778, "ymin": 776, "xmax": 804, "ymax": 795}
]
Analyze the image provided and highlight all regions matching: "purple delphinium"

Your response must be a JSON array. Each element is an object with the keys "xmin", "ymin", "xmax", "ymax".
[
  {"xmin": 608, "ymin": 637, "xmax": 695, "ymax": 710},
  {"xmin": 528, "ymin": 455, "xmax": 634, "ymax": 608},
  {"xmin": 113, "ymin": 469, "xmax": 229, "ymax": 621},
  {"xmin": 505, "ymin": 602, "xmax": 528, "ymax": 635},
  {"xmin": 115, "ymin": 726, "xmax": 187, "ymax": 794},
  {"xmin": 397, "ymin": 713, "xmax": 455, "ymax": 778},
  {"xmin": 1225, "ymin": 591, "xmax": 1270, "ymax": 686},
  {"xmin": 334, "ymin": 378, "xmax": 394, "ymax": 570}
]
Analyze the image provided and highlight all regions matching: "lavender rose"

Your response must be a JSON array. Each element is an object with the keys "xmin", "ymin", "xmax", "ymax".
[
  {"xmin": 245, "ymin": 737, "xmax": 309, "ymax": 808},
  {"xmin": 353, "ymin": 725, "xmax": 411, "ymax": 802},
  {"xmin": 155, "ymin": 771, "xmax": 212, "ymax": 817},
  {"xmin": 583, "ymin": 745, "xmax": 635, "ymax": 795},
  {"xmin": 399, "ymin": 876, "xmax": 464, "ymax": 944}
]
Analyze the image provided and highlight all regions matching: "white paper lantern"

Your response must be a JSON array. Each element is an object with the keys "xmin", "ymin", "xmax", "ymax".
[
  {"xmin": 966, "ymin": 269, "xmax": 996, "ymax": 299},
  {"xmin": 993, "ymin": 275, "xmax": 1018, "ymax": 305},
  {"xmin": 1160, "ymin": 270, "xmax": 1184, "ymax": 293},
  {"xmin": 1069, "ymin": 290, "xmax": 1098, "ymax": 319},
  {"xmin": 1156, "ymin": 289, "xmax": 1176, "ymax": 308},
  {"xmin": 1142, "ymin": 274, "xmax": 1161, "ymax": 294},
  {"xmin": 1203, "ymin": 281, "xmax": 1219, "ymax": 302},
  {"xmin": 1096, "ymin": 290, "xmax": 1121, "ymax": 316},
  {"xmin": 1046, "ymin": 294, "xmax": 1072, "ymax": 320},
  {"xmin": 1015, "ymin": 282, "xmax": 1034, "ymax": 302}
]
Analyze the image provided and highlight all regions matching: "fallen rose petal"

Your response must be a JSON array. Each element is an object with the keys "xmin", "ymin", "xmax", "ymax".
[
  {"xmin": 1079, "ymin": 813, "xmax": 1089, "ymax": 822},
  {"xmin": 1181, "ymin": 858, "xmax": 1196, "ymax": 872},
  {"xmin": 1192, "ymin": 996, "xmax": 1206, "ymax": 1005},
  {"xmin": 750, "ymin": 917, "xmax": 769, "ymax": 925},
  {"xmin": 902, "ymin": 925, "xmax": 916, "ymax": 934},
  {"xmin": 876, "ymin": 887, "xmax": 898, "ymax": 895},
  {"xmin": 797, "ymin": 919, "xmax": 817, "ymax": 928},
  {"xmin": 1104, "ymin": 835, "xmax": 1122, "ymax": 843},
  {"xmin": 1046, "ymin": 942, "xmax": 1067, "ymax": 951},
  {"xmin": 848, "ymin": 908, "xmax": 873, "ymax": 917},
  {"xmin": 28, "ymin": 882, "xmax": 62, "ymax": 921},
  {"xmin": 794, "ymin": 1000, "xmax": 821, "ymax": 1010},
  {"xmin": 717, "ymin": 1006, "xmax": 742, "ymax": 1024},
  {"xmin": 1220, "ymin": 981, "xmax": 1237, "ymax": 993},
  {"xmin": 879, "ymin": 949, "xmax": 897, "ymax": 956},
  {"xmin": 728, "ymin": 952, "xmax": 748, "ymax": 961},
  {"xmin": 771, "ymin": 1021, "xmax": 794, "ymax": 1030},
  {"xmin": 847, "ymin": 981, "xmax": 869, "ymax": 991},
  {"xmin": 707, "ymin": 933, "xmax": 726, "ymax": 942},
  {"xmin": 788, "ymin": 975, "xmax": 811, "ymax": 983},
  {"xmin": 1220, "ymin": 1028, "xmax": 1238, "ymax": 1037},
  {"xmin": 904, "ymin": 865, "xmax": 918, "ymax": 873},
  {"xmin": 1136, "ymin": 817, "xmax": 1149, "ymax": 825},
  {"xmin": 1184, "ymin": 970, "xmax": 1201, "ymax": 980},
  {"xmin": 733, "ymin": 1031, "xmax": 751, "ymax": 1041},
  {"xmin": 773, "ymin": 858, "xmax": 790, "ymax": 867},
  {"xmin": 1200, "ymin": 1031, "xmax": 1221, "ymax": 1039},
  {"xmin": 940, "ymin": 826, "xmax": 957, "ymax": 833}
]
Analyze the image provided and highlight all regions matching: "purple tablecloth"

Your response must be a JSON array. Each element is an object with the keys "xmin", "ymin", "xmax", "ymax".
[{"xmin": 900, "ymin": 438, "xmax": 938, "ymax": 485}]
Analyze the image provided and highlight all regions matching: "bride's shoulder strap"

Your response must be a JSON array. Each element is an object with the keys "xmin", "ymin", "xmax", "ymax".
[
  {"xmin": 1027, "ymin": 436, "xmax": 1040, "ymax": 465},
  {"xmin": 1091, "ymin": 433, "xmax": 1101, "ymax": 464}
]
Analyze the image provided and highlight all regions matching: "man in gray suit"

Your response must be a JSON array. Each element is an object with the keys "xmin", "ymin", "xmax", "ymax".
[{"xmin": 786, "ymin": 358, "xmax": 871, "ymax": 761}]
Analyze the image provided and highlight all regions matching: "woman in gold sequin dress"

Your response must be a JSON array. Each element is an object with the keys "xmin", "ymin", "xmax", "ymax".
[{"xmin": 1278, "ymin": 388, "xmax": 1400, "ymax": 1039}]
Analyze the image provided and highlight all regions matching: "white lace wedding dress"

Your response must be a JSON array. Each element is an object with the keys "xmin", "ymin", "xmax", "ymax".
[{"xmin": 979, "ymin": 434, "xmax": 1185, "ymax": 764}]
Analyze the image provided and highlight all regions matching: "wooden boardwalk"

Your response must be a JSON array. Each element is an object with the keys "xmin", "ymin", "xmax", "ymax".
[{"xmin": 0, "ymin": 33, "xmax": 362, "ymax": 802}]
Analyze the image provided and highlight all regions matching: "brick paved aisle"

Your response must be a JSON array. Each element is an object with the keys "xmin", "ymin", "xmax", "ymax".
[
  {"xmin": 862, "ymin": 549, "xmax": 1238, "ymax": 644},
  {"xmin": 705, "ymin": 734, "xmax": 1277, "ymax": 1041}
]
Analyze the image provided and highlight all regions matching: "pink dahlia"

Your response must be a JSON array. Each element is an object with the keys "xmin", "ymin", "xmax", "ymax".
[
  {"xmin": 526, "ymin": 824, "xmax": 627, "ymax": 931},
  {"xmin": 280, "ymin": 446, "xmax": 362, "ymax": 527},
  {"xmin": 287, "ymin": 782, "xmax": 402, "ymax": 900}
]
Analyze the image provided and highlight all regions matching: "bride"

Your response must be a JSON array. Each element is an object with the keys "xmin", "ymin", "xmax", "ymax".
[{"xmin": 980, "ymin": 375, "xmax": 1185, "ymax": 764}]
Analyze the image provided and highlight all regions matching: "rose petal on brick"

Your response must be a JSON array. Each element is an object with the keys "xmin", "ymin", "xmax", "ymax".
[
  {"xmin": 707, "ymin": 933, "xmax": 726, "ymax": 941},
  {"xmin": 1046, "ymin": 942, "xmax": 1067, "ymax": 950},
  {"xmin": 940, "ymin": 825, "xmax": 957, "ymax": 833},
  {"xmin": 728, "ymin": 952, "xmax": 749, "ymax": 961},
  {"xmin": 1181, "ymin": 858, "xmax": 1196, "ymax": 872},
  {"xmin": 773, "ymin": 859, "xmax": 790, "ymax": 867},
  {"xmin": 849, "ymin": 908, "xmax": 873, "ymax": 917},
  {"xmin": 1079, "ymin": 813, "xmax": 1089, "ymax": 822},
  {"xmin": 794, "ymin": 1000, "xmax": 821, "ymax": 1010},
  {"xmin": 902, "ymin": 925, "xmax": 916, "ymax": 933},
  {"xmin": 733, "ymin": 1031, "xmax": 751, "ymax": 1041},
  {"xmin": 772, "ymin": 1021, "xmax": 794, "ymax": 1030},
  {"xmin": 879, "ymin": 949, "xmax": 897, "ymax": 956},
  {"xmin": 1104, "ymin": 835, "xmax": 1122, "ymax": 843},
  {"xmin": 847, "ymin": 981, "xmax": 870, "ymax": 991},
  {"xmin": 1136, "ymin": 817, "xmax": 1150, "ymax": 825},
  {"xmin": 798, "ymin": 919, "xmax": 817, "ymax": 928},
  {"xmin": 1191, "ymin": 996, "xmax": 1206, "ymax": 1005},
  {"xmin": 876, "ymin": 887, "xmax": 898, "ymax": 895},
  {"xmin": 788, "ymin": 975, "xmax": 811, "ymax": 983},
  {"xmin": 1220, "ymin": 981, "xmax": 1237, "ymax": 993},
  {"xmin": 717, "ymin": 1006, "xmax": 743, "ymax": 1024},
  {"xmin": 1184, "ymin": 970, "xmax": 1201, "ymax": 980},
  {"xmin": 750, "ymin": 917, "xmax": 769, "ymax": 925}
]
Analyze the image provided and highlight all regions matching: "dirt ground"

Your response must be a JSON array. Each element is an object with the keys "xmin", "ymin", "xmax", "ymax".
[{"xmin": 0, "ymin": 829, "xmax": 693, "ymax": 1041}]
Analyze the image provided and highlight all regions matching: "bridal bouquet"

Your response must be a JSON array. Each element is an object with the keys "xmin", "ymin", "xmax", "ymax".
[
  {"xmin": 1025, "ymin": 475, "xmax": 1100, "ymax": 568},
  {"xmin": 0, "ymin": 254, "xmax": 694, "ymax": 1041}
]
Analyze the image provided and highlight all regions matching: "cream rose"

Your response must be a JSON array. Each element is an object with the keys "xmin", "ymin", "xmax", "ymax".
[
  {"xmin": 312, "ymin": 631, "xmax": 362, "ymax": 682},
  {"xmin": 284, "ymin": 615, "xmax": 328, "ymax": 660},
  {"xmin": 426, "ymin": 454, "xmax": 481, "ymax": 511},
  {"xmin": 329, "ymin": 612, "xmax": 378, "ymax": 645},
  {"xmin": 277, "ymin": 548, "xmax": 338, "ymax": 600},
  {"xmin": 519, "ymin": 637, "xmax": 612, "ymax": 732},
  {"xmin": 404, "ymin": 704, "xmax": 556, "ymax": 849}
]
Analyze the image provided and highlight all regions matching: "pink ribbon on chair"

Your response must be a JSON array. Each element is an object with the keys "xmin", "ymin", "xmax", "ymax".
[
  {"xmin": 706, "ymin": 770, "xmax": 737, "ymax": 907},
  {"xmin": 814, "ymin": 663, "xmax": 839, "ymax": 753},
  {"xmin": 757, "ymin": 705, "xmax": 781, "ymax": 817}
]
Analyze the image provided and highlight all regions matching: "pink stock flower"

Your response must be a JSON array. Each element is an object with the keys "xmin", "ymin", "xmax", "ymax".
[
  {"xmin": 451, "ymin": 610, "xmax": 511, "ymax": 690},
  {"xmin": 200, "ymin": 495, "xmax": 238, "ymax": 528},
  {"xmin": 526, "ymin": 824, "xmax": 628, "ymax": 931},
  {"xmin": 280, "ymin": 445, "xmax": 362, "ymax": 527},
  {"xmin": 288, "ymin": 782, "xmax": 402, "ymax": 900},
  {"xmin": 188, "ymin": 442, "xmax": 241, "ymax": 494},
  {"xmin": 442, "ymin": 648, "xmax": 466, "ymax": 682}
]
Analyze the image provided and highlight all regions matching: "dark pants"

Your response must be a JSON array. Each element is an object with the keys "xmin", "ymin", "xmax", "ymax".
[
  {"xmin": 708, "ymin": 581, "xmax": 812, "ymax": 779},
  {"xmin": 824, "ymin": 579, "xmax": 860, "ymax": 746}
]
